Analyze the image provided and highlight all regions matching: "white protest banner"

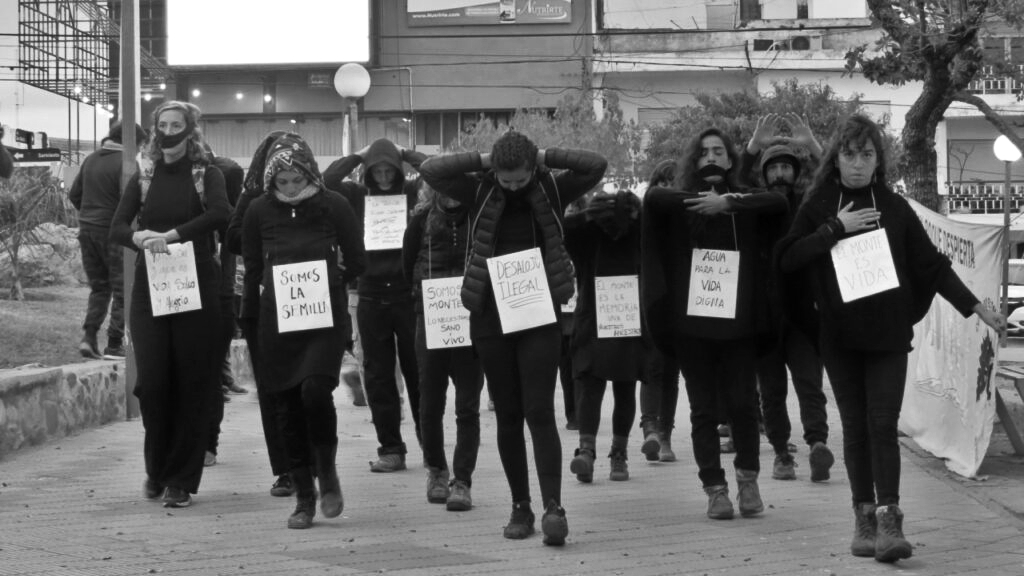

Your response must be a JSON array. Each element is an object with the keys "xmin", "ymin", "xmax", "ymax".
[
  {"xmin": 901, "ymin": 200, "xmax": 1003, "ymax": 478},
  {"xmin": 364, "ymin": 195, "xmax": 407, "ymax": 251},
  {"xmin": 272, "ymin": 260, "xmax": 333, "ymax": 333},
  {"xmin": 486, "ymin": 247, "xmax": 557, "ymax": 333},
  {"xmin": 831, "ymin": 228, "xmax": 900, "ymax": 303},
  {"xmin": 145, "ymin": 241, "xmax": 202, "ymax": 316},
  {"xmin": 595, "ymin": 275, "xmax": 641, "ymax": 338},
  {"xmin": 687, "ymin": 248, "xmax": 739, "ymax": 318},
  {"xmin": 422, "ymin": 276, "xmax": 471, "ymax": 349}
]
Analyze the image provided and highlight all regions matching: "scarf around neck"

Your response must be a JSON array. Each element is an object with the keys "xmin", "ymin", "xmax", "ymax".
[{"xmin": 273, "ymin": 183, "xmax": 320, "ymax": 205}]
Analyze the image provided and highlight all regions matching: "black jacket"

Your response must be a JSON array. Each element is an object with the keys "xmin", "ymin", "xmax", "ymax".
[{"xmin": 70, "ymin": 145, "xmax": 125, "ymax": 231}]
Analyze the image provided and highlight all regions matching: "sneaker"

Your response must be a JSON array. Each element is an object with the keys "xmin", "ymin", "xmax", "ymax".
[
  {"xmin": 570, "ymin": 447, "xmax": 595, "ymax": 483},
  {"xmin": 102, "ymin": 345, "xmax": 126, "ymax": 359},
  {"xmin": 809, "ymin": 442, "xmax": 835, "ymax": 482},
  {"xmin": 609, "ymin": 450, "xmax": 629, "ymax": 481},
  {"xmin": 270, "ymin": 474, "xmax": 295, "ymax": 497},
  {"xmin": 503, "ymin": 501, "xmax": 535, "ymax": 539},
  {"xmin": 162, "ymin": 486, "xmax": 192, "ymax": 508},
  {"xmin": 772, "ymin": 452, "xmax": 796, "ymax": 480},
  {"xmin": 704, "ymin": 484, "xmax": 734, "ymax": 520},
  {"xmin": 203, "ymin": 451, "xmax": 217, "ymax": 467},
  {"xmin": 224, "ymin": 382, "xmax": 247, "ymax": 394},
  {"xmin": 541, "ymin": 500, "xmax": 568, "ymax": 546},
  {"xmin": 143, "ymin": 477, "xmax": 162, "ymax": 499},
  {"xmin": 426, "ymin": 467, "xmax": 451, "ymax": 503},
  {"xmin": 79, "ymin": 333, "xmax": 101, "ymax": 359},
  {"xmin": 370, "ymin": 453, "xmax": 407, "ymax": 473},
  {"xmin": 446, "ymin": 479, "xmax": 472, "ymax": 511}
]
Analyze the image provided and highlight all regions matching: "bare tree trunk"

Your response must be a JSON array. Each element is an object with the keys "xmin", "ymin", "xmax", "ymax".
[{"xmin": 9, "ymin": 254, "xmax": 23, "ymax": 301}]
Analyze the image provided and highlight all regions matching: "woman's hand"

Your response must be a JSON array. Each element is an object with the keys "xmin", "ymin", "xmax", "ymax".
[
  {"xmin": 139, "ymin": 230, "xmax": 180, "ymax": 254},
  {"xmin": 685, "ymin": 191, "xmax": 731, "ymax": 216},
  {"xmin": 836, "ymin": 202, "xmax": 881, "ymax": 233},
  {"xmin": 974, "ymin": 303, "xmax": 1006, "ymax": 333},
  {"xmin": 132, "ymin": 230, "xmax": 160, "ymax": 249}
]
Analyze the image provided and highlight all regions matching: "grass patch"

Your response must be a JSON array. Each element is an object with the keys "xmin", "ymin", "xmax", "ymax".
[{"xmin": 0, "ymin": 286, "xmax": 97, "ymax": 368}]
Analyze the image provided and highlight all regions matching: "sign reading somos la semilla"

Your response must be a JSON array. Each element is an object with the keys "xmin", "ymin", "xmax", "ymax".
[{"xmin": 272, "ymin": 260, "xmax": 334, "ymax": 333}]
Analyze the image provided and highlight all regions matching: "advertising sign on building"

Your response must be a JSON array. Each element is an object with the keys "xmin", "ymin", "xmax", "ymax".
[{"xmin": 407, "ymin": 0, "xmax": 572, "ymax": 26}]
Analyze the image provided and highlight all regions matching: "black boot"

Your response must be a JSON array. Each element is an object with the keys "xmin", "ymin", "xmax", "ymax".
[
  {"xmin": 874, "ymin": 504, "xmax": 913, "ymax": 562},
  {"xmin": 287, "ymin": 467, "xmax": 317, "ymax": 529},
  {"xmin": 313, "ymin": 442, "xmax": 343, "ymax": 518},
  {"xmin": 851, "ymin": 502, "xmax": 877, "ymax": 557}
]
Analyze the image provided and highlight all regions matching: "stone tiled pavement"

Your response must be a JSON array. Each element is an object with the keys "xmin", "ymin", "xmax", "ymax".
[{"xmin": 2, "ymin": 378, "xmax": 1024, "ymax": 576}]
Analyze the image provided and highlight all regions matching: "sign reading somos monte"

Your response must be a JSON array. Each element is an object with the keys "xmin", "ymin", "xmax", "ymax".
[
  {"xmin": 407, "ymin": 0, "xmax": 573, "ymax": 26},
  {"xmin": 422, "ymin": 276, "xmax": 471, "ymax": 349}
]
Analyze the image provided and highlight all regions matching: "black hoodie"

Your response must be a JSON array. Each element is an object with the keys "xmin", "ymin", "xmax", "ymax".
[{"xmin": 69, "ymin": 144, "xmax": 126, "ymax": 231}]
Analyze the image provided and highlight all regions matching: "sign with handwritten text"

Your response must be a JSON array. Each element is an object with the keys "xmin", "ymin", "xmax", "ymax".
[
  {"xmin": 595, "ymin": 275, "xmax": 641, "ymax": 338},
  {"xmin": 364, "ymin": 195, "xmax": 407, "ymax": 251},
  {"xmin": 272, "ymin": 260, "xmax": 334, "ymax": 333},
  {"xmin": 145, "ymin": 241, "xmax": 202, "ymax": 316},
  {"xmin": 487, "ymin": 248, "xmax": 556, "ymax": 333},
  {"xmin": 687, "ymin": 248, "xmax": 739, "ymax": 319},
  {"xmin": 831, "ymin": 228, "xmax": 900, "ymax": 303},
  {"xmin": 422, "ymin": 276, "xmax": 471, "ymax": 349}
]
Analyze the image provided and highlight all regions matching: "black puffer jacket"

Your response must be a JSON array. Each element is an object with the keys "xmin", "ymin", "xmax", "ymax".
[{"xmin": 402, "ymin": 204, "xmax": 470, "ymax": 312}]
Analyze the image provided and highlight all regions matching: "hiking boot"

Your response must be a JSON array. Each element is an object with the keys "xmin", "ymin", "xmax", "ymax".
[
  {"xmin": 426, "ymin": 467, "xmax": 451, "ymax": 504},
  {"xmin": 446, "ymin": 479, "xmax": 472, "ymax": 511},
  {"xmin": 270, "ymin": 474, "xmax": 295, "ymax": 497},
  {"xmin": 735, "ymin": 469, "xmax": 764, "ymax": 517},
  {"xmin": 314, "ymin": 443, "xmax": 343, "ymax": 518},
  {"xmin": 162, "ymin": 486, "xmax": 192, "ymax": 508},
  {"xmin": 369, "ymin": 453, "xmax": 406, "ymax": 473},
  {"xmin": 704, "ymin": 484, "xmax": 734, "ymax": 520},
  {"xmin": 851, "ymin": 502, "xmax": 877, "ymax": 557},
  {"xmin": 287, "ymin": 467, "xmax": 317, "ymax": 529},
  {"xmin": 658, "ymin": 432, "xmax": 677, "ymax": 462},
  {"xmin": 224, "ymin": 382, "xmax": 247, "ymax": 394},
  {"xmin": 143, "ymin": 477, "xmax": 162, "ymax": 500},
  {"xmin": 341, "ymin": 363, "xmax": 366, "ymax": 406},
  {"xmin": 503, "ymin": 501, "xmax": 535, "ymax": 539},
  {"xmin": 203, "ymin": 451, "xmax": 217, "ymax": 467},
  {"xmin": 102, "ymin": 339, "xmax": 125, "ymax": 359},
  {"xmin": 79, "ymin": 332, "xmax": 101, "ymax": 359},
  {"xmin": 570, "ymin": 447, "xmax": 595, "ymax": 483},
  {"xmin": 874, "ymin": 505, "xmax": 913, "ymax": 562},
  {"xmin": 640, "ymin": 425, "xmax": 661, "ymax": 461},
  {"xmin": 541, "ymin": 500, "xmax": 569, "ymax": 546},
  {"xmin": 772, "ymin": 451, "xmax": 796, "ymax": 480},
  {"xmin": 809, "ymin": 442, "xmax": 834, "ymax": 482},
  {"xmin": 609, "ymin": 449, "xmax": 629, "ymax": 481}
]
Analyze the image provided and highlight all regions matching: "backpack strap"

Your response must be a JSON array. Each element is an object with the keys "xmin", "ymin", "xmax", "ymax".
[{"xmin": 137, "ymin": 156, "xmax": 207, "ymax": 210}]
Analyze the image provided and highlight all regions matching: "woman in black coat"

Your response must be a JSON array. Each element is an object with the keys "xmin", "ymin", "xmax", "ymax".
[{"xmin": 241, "ymin": 134, "xmax": 365, "ymax": 529}]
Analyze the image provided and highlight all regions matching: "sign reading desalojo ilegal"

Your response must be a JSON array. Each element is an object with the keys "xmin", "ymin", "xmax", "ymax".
[
  {"xmin": 364, "ymin": 195, "xmax": 407, "ymax": 251},
  {"xmin": 595, "ymin": 275, "xmax": 641, "ymax": 338},
  {"xmin": 687, "ymin": 248, "xmax": 739, "ymax": 318},
  {"xmin": 487, "ymin": 247, "xmax": 556, "ymax": 333},
  {"xmin": 831, "ymin": 228, "xmax": 900, "ymax": 303},
  {"xmin": 273, "ymin": 260, "xmax": 334, "ymax": 333},
  {"xmin": 422, "ymin": 276, "xmax": 471, "ymax": 349},
  {"xmin": 146, "ymin": 241, "xmax": 202, "ymax": 316}
]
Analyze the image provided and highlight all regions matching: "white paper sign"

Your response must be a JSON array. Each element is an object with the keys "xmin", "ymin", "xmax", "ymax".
[
  {"xmin": 272, "ymin": 260, "xmax": 334, "ymax": 333},
  {"xmin": 422, "ymin": 276, "xmax": 471, "ymax": 349},
  {"xmin": 364, "ymin": 195, "xmax": 408, "ymax": 251},
  {"xmin": 487, "ymin": 247, "xmax": 557, "ymax": 333},
  {"xmin": 145, "ymin": 241, "xmax": 202, "ymax": 316},
  {"xmin": 831, "ymin": 228, "xmax": 900, "ymax": 303},
  {"xmin": 687, "ymin": 248, "xmax": 740, "ymax": 318},
  {"xmin": 595, "ymin": 275, "xmax": 641, "ymax": 338}
]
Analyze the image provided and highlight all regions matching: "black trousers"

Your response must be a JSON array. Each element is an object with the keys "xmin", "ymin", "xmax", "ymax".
[
  {"xmin": 577, "ymin": 374, "xmax": 636, "ymax": 439},
  {"xmin": 79, "ymin": 228, "xmax": 124, "ymax": 343},
  {"xmin": 207, "ymin": 249, "xmax": 237, "ymax": 455},
  {"xmin": 819, "ymin": 340, "xmax": 907, "ymax": 507},
  {"xmin": 675, "ymin": 336, "xmax": 761, "ymax": 487},
  {"xmin": 640, "ymin": 349, "xmax": 680, "ymax": 433},
  {"xmin": 273, "ymin": 375, "xmax": 339, "ymax": 470},
  {"xmin": 416, "ymin": 314, "xmax": 484, "ymax": 485},
  {"xmin": 132, "ymin": 259, "xmax": 221, "ymax": 494},
  {"xmin": 475, "ymin": 324, "xmax": 562, "ymax": 506},
  {"xmin": 558, "ymin": 334, "xmax": 580, "ymax": 421},
  {"xmin": 241, "ymin": 319, "xmax": 289, "ymax": 476},
  {"xmin": 358, "ymin": 295, "xmax": 420, "ymax": 455},
  {"xmin": 757, "ymin": 327, "xmax": 828, "ymax": 454}
]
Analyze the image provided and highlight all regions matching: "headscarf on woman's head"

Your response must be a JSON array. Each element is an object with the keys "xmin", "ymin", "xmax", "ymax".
[{"xmin": 262, "ymin": 133, "xmax": 323, "ymax": 193}]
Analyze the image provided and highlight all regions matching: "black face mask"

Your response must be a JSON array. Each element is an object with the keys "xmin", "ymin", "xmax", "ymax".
[
  {"xmin": 695, "ymin": 164, "xmax": 729, "ymax": 182},
  {"xmin": 157, "ymin": 129, "xmax": 190, "ymax": 150}
]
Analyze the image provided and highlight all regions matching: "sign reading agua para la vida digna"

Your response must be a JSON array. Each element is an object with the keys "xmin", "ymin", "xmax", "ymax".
[
  {"xmin": 145, "ymin": 241, "xmax": 202, "ymax": 316},
  {"xmin": 273, "ymin": 260, "xmax": 334, "ymax": 333},
  {"xmin": 487, "ymin": 247, "xmax": 556, "ymax": 333},
  {"xmin": 422, "ymin": 276, "xmax": 471, "ymax": 349},
  {"xmin": 830, "ymin": 228, "xmax": 900, "ymax": 303},
  {"xmin": 687, "ymin": 248, "xmax": 739, "ymax": 318},
  {"xmin": 595, "ymin": 275, "xmax": 641, "ymax": 338},
  {"xmin": 364, "ymin": 195, "xmax": 407, "ymax": 251}
]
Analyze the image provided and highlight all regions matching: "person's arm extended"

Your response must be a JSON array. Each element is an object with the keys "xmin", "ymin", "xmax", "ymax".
[
  {"xmin": 546, "ymin": 148, "xmax": 608, "ymax": 205},
  {"xmin": 322, "ymin": 154, "xmax": 365, "ymax": 192},
  {"xmin": 109, "ymin": 172, "xmax": 143, "ymax": 250},
  {"xmin": 333, "ymin": 194, "xmax": 366, "ymax": 285},
  {"xmin": 240, "ymin": 201, "xmax": 265, "ymax": 319},
  {"xmin": 778, "ymin": 206, "xmax": 844, "ymax": 272},
  {"xmin": 723, "ymin": 188, "xmax": 788, "ymax": 213},
  {"xmin": 418, "ymin": 152, "xmax": 484, "ymax": 206},
  {"xmin": 401, "ymin": 147, "xmax": 429, "ymax": 171},
  {"xmin": 402, "ymin": 210, "xmax": 426, "ymax": 284}
]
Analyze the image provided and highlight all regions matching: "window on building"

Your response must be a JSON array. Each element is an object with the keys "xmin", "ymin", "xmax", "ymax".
[
  {"xmin": 740, "ymin": 0, "xmax": 762, "ymax": 22},
  {"xmin": 416, "ymin": 114, "xmax": 442, "ymax": 147}
]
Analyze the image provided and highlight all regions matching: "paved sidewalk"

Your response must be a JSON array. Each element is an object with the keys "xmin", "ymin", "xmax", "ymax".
[{"xmin": 2, "ymin": 378, "xmax": 1024, "ymax": 576}]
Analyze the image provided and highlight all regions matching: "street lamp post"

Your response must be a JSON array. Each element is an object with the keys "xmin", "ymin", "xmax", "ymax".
[
  {"xmin": 993, "ymin": 134, "xmax": 1021, "ymax": 346},
  {"xmin": 333, "ymin": 63, "xmax": 371, "ymax": 157}
]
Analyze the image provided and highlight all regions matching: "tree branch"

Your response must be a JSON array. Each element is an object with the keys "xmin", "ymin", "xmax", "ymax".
[{"xmin": 952, "ymin": 91, "xmax": 1024, "ymax": 153}]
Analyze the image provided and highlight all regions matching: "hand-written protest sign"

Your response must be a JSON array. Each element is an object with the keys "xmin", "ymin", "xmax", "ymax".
[
  {"xmin": 831, "ymin": 228, "xmax": 900, "ymax": 303},
  {"xmin": 422, "ymin": 276, "xmax": 471, "ymax": 349},
  {"xmin": 487, "ymin": 248, "xmax": 556, "ymax": 333},
  {"xmin": 687, "ymin": 248, "xmax": 739, "ymax": 318},
  {"xmin": 272, "ymin": 260, "xmax": 334, "ymax": 333},
  {"xmin": 145, "ymin": 241, "xmax": 202, "ymax": 316},
  {"xmin": 364, "ymin": 195, "xmax": 407, "ymax": 251},
  {"xmin": 596, "ymin": 275, "xmax": 641, "ymax": 338}
]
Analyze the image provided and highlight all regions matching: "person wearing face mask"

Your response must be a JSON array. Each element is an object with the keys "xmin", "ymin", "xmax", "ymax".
[
  {"xmin": 322, "ymin": 138, "xmax": 428, "ymax": 472},
  {"xmin": 641, "ymin": 127, "xmax": 788, "ymax": 521},
  {"xmin": 109, "ymin": 101, "xmax": 230, "ymax": 508},
  {"xmin": 241, "ymin": 133, "xmax": 365, "ymax": 529},
  {"xmin": 419, "ymin": 131, "xmax": 607, "ymax": 546},
  {"xmin": 776, "ymin": 114, "xmax": 1004, "ymax": 562},
  {"xmin": 738, "ymin": 113, "xmax": 834, "ymax": 485}
]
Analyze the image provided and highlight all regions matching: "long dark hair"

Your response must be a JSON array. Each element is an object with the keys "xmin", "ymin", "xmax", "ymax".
[
  {"xmin": 679, "ymin": 127, "xmax": 741, "ymax": 191},
  {"xmin": 648, "ymin": 159, "xmax": 678, "ymax": 188},
  {"xmin": 810, "ymin": 114, "xmax": 888, "ymax": 194},
  {"xmin": 413, "ymin": 182, "xmax": 463, "ymax": 236}
]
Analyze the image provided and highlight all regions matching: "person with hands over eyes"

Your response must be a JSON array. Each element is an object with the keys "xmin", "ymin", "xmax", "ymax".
[{"xmin": 110, "ymin": 101, "xmax": 230, "ymax": 510}]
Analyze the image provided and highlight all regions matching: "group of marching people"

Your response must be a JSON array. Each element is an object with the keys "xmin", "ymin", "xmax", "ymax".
[{"xmin": 111, "ymin": 100, "xmax": 1005, "ymax": 563}]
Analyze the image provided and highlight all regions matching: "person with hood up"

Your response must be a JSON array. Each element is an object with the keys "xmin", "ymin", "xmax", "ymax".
[
  {"xmin": 641, "ymin": 127, "xmax": 787, "ymax": 521},
  {"xmin": 241, "ymin": 133, "xmax": 365, "ymax": 529},
  {"xmin": 323, "ymin": 138, "xmax": 428, "ymax": 472},
  {"xmin": 419, "ymin": 130, "xmax": 607, "ymax": 546}
]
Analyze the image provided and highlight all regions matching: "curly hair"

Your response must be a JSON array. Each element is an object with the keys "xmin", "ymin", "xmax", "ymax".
[
  {"xmin": 810, "ymin": 114, "xmax": 888, "ymax": 194},
  {"xmin": 678, "ymin": 127, "xmax": 741, "ymax": 191},
  {"xmin": 146, "ymin": 100, "xmax": 208, "ymax": 164},
  {"xmin": 491, "ymin": 130, "xmax": 538, "ymax": 171}
]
